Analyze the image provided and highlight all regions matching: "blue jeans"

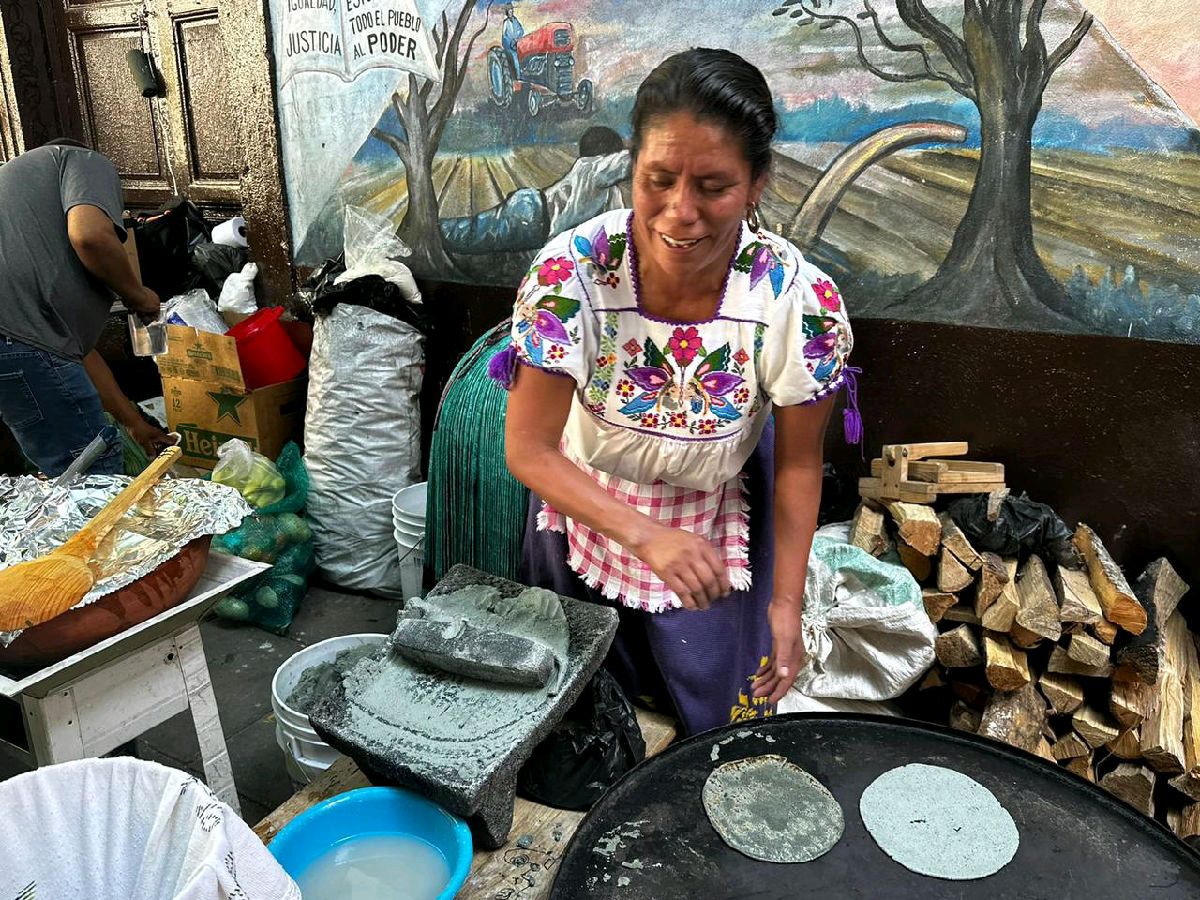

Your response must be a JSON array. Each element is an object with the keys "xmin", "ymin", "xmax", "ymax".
[{"xmin": 0, "ymin": 336, "xmax": 122, "ymax": 477}]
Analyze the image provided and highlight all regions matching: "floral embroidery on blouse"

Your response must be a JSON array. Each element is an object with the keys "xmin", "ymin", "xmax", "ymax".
[
  {"xmin": 734, "ymin": 237, "xmax": 786, "ymax": 298},
  {"xmin": 514, "ymin": 260, "xmax": 581, "ymax": 367},
  {"xmin": 574, "ymin": 224, "xmax": 627, "ymax": 288},
  {"xmin": 616, "ymin": 330, "xmax": 751, "ymax": 434}
]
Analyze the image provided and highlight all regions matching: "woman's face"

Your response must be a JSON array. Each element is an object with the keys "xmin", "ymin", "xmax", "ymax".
[{"xmin": 632, "ymin": 111, "xmax": 765, "ymax": 290}]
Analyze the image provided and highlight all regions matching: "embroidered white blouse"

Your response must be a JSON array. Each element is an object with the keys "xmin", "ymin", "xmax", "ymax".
[{"xmin": 510, "ymin": 209, "xmax": 853, "ymax": 493}]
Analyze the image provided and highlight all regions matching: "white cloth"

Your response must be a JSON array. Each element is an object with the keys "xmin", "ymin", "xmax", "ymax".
[
  {"xmin": 0, "ymin": 757, "xmax": 300, "ymax": 900},
  {"xmin": 510, "ymin": 209, "xmax": 853, "ymax": 492},
  {"xmin": 544, "ymin": 151, "xmax": 630, "ymax": 236}
]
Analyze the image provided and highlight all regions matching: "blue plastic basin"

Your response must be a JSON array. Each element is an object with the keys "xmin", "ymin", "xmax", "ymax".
[{"xmin": 268, "ymin": 786, "xmax": 472, "ymax": 899}]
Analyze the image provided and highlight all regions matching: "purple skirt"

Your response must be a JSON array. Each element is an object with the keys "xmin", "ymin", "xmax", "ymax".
[{"xmin": 520, "ymin": 422, "xmax": 777, "ymax": 736}]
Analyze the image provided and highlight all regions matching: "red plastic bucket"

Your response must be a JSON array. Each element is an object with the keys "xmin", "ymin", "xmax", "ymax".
[{"xmin": 226, "ymin": 306, "xmax": 307, "ymax": 389}]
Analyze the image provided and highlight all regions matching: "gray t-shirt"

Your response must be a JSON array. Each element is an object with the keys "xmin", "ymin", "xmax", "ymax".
[{"xmin": 0, "ymin": 145, "xmax": 126, "ymax": 360}]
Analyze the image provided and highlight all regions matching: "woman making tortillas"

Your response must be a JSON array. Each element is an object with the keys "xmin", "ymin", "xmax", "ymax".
[{"xmin": 496, "ymin": 48, "xmax": 858, "ymax": 736}]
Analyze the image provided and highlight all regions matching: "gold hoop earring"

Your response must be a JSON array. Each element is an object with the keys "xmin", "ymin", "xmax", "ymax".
[{"xmin": 746, "ymin": 203, "xmax": 762, "ymax": 232}]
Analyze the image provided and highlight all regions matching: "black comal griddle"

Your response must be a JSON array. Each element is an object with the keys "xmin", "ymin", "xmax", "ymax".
[{"xmin": 551, "ymin": 714, "xmax": 1200, "ymax": 900}]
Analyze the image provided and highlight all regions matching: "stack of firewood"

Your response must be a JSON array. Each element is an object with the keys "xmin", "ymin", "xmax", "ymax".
[{"xmin": 851, "ymin": 497, "xmax": 1198, "ymax": 842}]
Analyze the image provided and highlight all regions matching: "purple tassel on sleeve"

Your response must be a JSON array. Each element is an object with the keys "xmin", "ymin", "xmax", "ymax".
[
  {"xmin": 842, "ymin": 365, "xmax": 863, "ymax": 450},
  {"xmin": 487, "ymin": 343, "xmax": 519, "ymax": 391}
]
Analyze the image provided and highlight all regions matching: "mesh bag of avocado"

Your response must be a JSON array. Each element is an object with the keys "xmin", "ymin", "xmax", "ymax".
[{"xmin": 212, "ymin": 442, "xmax": 316, "ymax": 632}]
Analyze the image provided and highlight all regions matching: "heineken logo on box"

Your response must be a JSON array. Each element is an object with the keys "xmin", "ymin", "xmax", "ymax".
[{"xmin": 178, "ymin": 426, "xmax": 259, "ymax": 461}]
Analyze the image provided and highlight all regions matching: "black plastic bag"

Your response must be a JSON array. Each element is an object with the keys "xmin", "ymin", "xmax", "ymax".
[
  {"xmin": 190, "ymin": 242, "xmax": 248, "ymax": 296},
  {"xmin": 517, "ymin": 669, "xmax": 646, "ymax": 811},
  {"xmin": 947, "ymin": 492, "xmax": 1078, "ymax": 567},
  {"xmin": 311, "ymin": 274, "xmax": 429, "ymax": 334},
  {"xmin": 133, "ymin": 199, "xmax": 211, "ymax": 299}
]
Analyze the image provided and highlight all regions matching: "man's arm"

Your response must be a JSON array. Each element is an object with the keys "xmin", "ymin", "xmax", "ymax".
[
  {"xmin": 82, "ymin": 350, "xmax": 171, "ymax": 456},
  {"xmin": 66, "ymin": 205, "xmax": 160, "ymax": 315}
]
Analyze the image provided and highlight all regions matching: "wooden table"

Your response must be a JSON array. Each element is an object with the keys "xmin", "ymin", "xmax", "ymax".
[
  {"xmin": 255, "ymin": 708, "xmax": 677, "ymax": 899},
  {"xmin": 0, "ymin": 553, "xmax": 267, "ymax": 815}
]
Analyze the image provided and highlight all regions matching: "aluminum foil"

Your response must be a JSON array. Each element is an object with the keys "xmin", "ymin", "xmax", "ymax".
[{"xmin": 0, "ymin": 475, "xmax": 252, "ymax": 645}]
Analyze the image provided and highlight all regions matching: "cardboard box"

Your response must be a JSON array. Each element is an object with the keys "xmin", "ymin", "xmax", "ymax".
[{"xmin": 157, "ymin": 324, "xmax": 305, "ymax": 469}]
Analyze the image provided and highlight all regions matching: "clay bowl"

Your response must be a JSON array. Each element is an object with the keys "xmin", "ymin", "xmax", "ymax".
[{"xmin": 0, "ymin": 536, "xmax": 212, "ymax": 671}]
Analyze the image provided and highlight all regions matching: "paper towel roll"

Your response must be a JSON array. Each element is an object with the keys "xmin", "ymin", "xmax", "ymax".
[{"xmin": 212, "ymin": 216, "xmax": 248, "ymax": 248}]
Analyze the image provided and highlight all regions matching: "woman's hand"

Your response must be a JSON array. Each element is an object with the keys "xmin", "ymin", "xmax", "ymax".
[
  {"xmin": 631, "ymin": 524, "xmax": 731, "ymax": 610},
  {"xmin": 753, "ymin": 599, "xmax": 805, "ymax": 703}
]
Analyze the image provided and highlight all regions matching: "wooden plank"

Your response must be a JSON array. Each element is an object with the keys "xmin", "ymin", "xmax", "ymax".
[
  {"xmin": 902, "ymin": 441, "xmax": 970, "ymax": 460},
  {"xmin": 870, "ymin": 459, "xmax": 1003, "ymax": 484},
  {"xmin": 1010, "ymin": 555, "xmax": 1062, "ymax": 648},
  {"xmin": 885, "ymin": 502, "xmax": 942, "ymax": 555},
  {"xmin": 1072, "ymin": 524, "xmax": 1147, "ymax": 635},
  {"xmin": 984, "ymin": 633, "xmax": 1031, "ymax": 691},
  {"xmin": 860, "ymin": 477, "xmax": 934, "ymax": 504},
  {"xmin": 254, "ymin": 707, "xmax": 678, "ymax": 860}
]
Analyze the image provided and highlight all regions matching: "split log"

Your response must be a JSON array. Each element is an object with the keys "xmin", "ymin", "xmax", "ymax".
[
  {"xmin": 918, "ymin": 668, "xmax": 946, "ymax": 691},
  {"xmin": 885, "ymin": 501, "xmax": 942, "ymax": 556},
  {"xmin": 1092, "ymin": 619, "xmax": 1119, "ymax": 645},
  {"xmin": 1110, "ymin": 679, "xmax": 1154, "ymax": 730},
  {"xmin": 984, "ymin": 634, "xmax": 1031, "ymax": 692},
  {"xmin": 949, "ymin": 700, "xmax": 982, "ymax": 734},
  {"xmin": 986, "ymin": 487, "xmax": 1010, "ymax": 521},
  {"xmin": 1175, "ymin": 804, "xmax": 1200, "ymax": 843},
  {"xmin": 849, "ymin": 501, "xmax": 890, "ymax": 557},
  {"xmin": 1010, "ymin": 555, "xmax": 1061, "ymax": 648},
  {"xmin": 937, "ymin": 550, "xmax": 973, "ymax": 593},
  {"xmin": 1034, "ymin": 737, "xmax": 1056, "ymax": 764},
  {"xmin": 896, "ymin": 541, "xmax": 932, "ymax": 582},
  {"xmin": 1072, "ymin": 705, "xmax": 1120, "ymax": 749},
  {"xmin": 1048, "ymin": 645, "xmax": 1112, "ymax": 679},
  {"xmin": 975, "ymin": 552, "xmax": 1008, "ymax": 618},
  {"xmin": 938, "ymin": 512, "xmax": 982, "ymax": 570},
  {"xmin": 981, "ymin": 559, "xmax": 1020, "ymax": 632},
  {"xmin": 1051, "ymin": 732, "xmax": 1090, "ymax": 761},
  {"xmin": 978, "ymin": 683, "xmax": 1047, "ymax": 753},
  {"xmin": 1039, "ymin": 672, "xmax": 1085, "ymax": 715},
  {"xmin": 1099, "ymin": 764, "xmax": 1155, "ymax": 816},
  {"xmin": 1064, "ymin": 756, "xmax": 1095, "ymax": 782},
  {"xmin": 921, "ymin": 590, "xmax": 958, "ymax": 624},
  {"xmin": 935, "ymin": 625, "xmax": 982, "ymax": 668},
  {"xmin": 942, "ymin": 604, "xmax": 981, "ymax": 626},
  {"xmin": 950, "ymin": 677, "xmax": 990, "ymax": 710},
  {"xmin": 1106, "ymin": 728, "xmax": 1142, "ymax": 760},
  {"xmin": 1067, "ymin": 633, "xmax": 1112, "ymax": 670},
  {"xmin": 1072, "ymin": 524, "xmax": 1147, "ymax": 635},
  {"xmin": 1139, "ymin": 611, "xmax": 1189, "ymax": 774},
  {"xmin": 1169, "ymin": 635, "xmax": 1200, "ymax": 800},
  {"xmin": 1116, "ymin": 558, "xmax": 1190, "ymax": 685},
  {"xmin": 1056, "ymin": 566, "xmax": 1103, "ymax": 625}
]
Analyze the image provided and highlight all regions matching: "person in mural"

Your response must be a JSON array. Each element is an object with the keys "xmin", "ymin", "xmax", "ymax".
[
  {"xmin": 501, "ymin": 3, "xmax": 524, "ymax": 75},
  {"xmin": 497, "ymin": 49, "xmax": 858, "ymax": 736},
  {"xmin": 0, "ymin": 139, "xmax": 170, "ymax": 477},
  {"xmin": 439, "ymin": 126, "xmax": 629, "ymax": 255}
]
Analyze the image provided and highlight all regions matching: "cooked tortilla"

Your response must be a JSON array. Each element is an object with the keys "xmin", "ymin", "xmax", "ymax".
[
  {"xmin": 702, "ymin": 754, "xmax": 844, "ymax": 864},
  {"xmin": 859, "ymin": 763, "xmax": 1019, "ymax": 880}
]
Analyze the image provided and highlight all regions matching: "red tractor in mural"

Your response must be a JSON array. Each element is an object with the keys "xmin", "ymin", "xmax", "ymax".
[{"xmin": 487, "ymin": 7, "xmax": 593, "ymax": 118}]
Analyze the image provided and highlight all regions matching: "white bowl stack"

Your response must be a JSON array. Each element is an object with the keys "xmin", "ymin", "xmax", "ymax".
[{"xmin": 392, "ymin": 481, "xmax": 427, "ymax": 598}]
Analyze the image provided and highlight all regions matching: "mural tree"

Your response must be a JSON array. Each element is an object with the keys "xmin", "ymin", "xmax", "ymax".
[
  {"xmin": 786, "ymin": 0, "xmax": 1092, "ymax": 326},
  {"xmin": 371, "ymin": 0, "xmax": 489, "ymax": 273}
]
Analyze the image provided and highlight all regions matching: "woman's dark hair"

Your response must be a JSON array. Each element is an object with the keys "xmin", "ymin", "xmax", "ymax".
[{"xmin": 631, "ymin": 48, "xmax": 777, "ymax": 180}]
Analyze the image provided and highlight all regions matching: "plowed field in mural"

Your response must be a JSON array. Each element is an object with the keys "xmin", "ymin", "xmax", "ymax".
[{"xmin": 338, "ymin": 145, "xmax": 1200, "ymax": 326}]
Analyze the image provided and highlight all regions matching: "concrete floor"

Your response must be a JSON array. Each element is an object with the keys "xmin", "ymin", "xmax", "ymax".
[{"xmin": 0, "ymin": 584, "xmax": 403, "ymax": 827}]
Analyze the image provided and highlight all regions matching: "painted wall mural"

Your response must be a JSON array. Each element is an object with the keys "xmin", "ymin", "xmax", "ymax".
[{"xmin": 273, "ymin": 0, "xmax": 1200, "ymax": 343}]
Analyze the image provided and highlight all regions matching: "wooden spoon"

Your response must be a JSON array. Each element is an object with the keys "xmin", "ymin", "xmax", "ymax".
[{"xmin": 0, "ymin": 446, "xmax": 182, "ymax": 631}]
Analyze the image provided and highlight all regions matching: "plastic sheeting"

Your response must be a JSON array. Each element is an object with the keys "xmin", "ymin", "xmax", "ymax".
[
  {"xmin": 791, "ymin": 523, "xmax": 937, "ymax": 702},
  {"xmin": 305, "ymin": 304, "xmax": 423, "ymax": 594}
]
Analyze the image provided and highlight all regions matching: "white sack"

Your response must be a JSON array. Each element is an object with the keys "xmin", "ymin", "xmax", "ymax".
[
  {"xmin": 0, "ymin": 758, "xmax": 299, "ymax": 900},
  {"xmin": 305, "ymin": 303, "xmax": 423, "ymax": 594}
]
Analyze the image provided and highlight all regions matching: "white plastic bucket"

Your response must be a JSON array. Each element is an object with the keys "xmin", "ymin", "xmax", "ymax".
[
  {"xmin": 392, "ymin": 482, "xmax": 427, "ymax": 522},
  {"xmin": 271, "ymin": 634, "xmax": 389, "ymax": 785},
  {"xmin": 397, "ymin": 541, "xmax": 424, "ymax": 598}
]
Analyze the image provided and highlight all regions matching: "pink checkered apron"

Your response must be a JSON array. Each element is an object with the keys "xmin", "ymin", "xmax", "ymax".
[{"xmin": 536, "ymin": 453, "xmax": 752, "ymax": 613}]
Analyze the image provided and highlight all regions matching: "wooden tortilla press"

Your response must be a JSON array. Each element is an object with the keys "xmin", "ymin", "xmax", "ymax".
[{"xmin": 0, "ymin": 446, "xmax": 182, "ymax": 632}]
